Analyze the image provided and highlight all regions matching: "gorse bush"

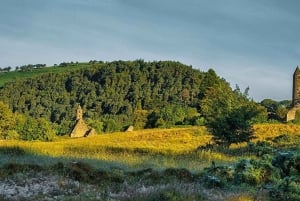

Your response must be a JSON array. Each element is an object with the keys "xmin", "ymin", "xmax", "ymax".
[
  {"xmin": 269, "ymin": 177, "xmax": 300, "ymax": 201},
  {"xmin": 234, "ymin": 156, "xmax": 280, "ymax": 186},
  {"xmin": 247, "ymin": 141, "xmax": 274, "ymax": 157},
  {"xmin": 202, "ymin": 162, "xmax": 234, "ymax": 188}
]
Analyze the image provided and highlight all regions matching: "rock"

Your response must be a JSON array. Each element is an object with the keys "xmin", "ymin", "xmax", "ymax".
[{"xmin": 126, "ymin": 126, "xmax": 134, "ymax": 132}]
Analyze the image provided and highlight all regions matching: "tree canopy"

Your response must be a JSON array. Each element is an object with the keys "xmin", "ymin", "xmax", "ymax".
[{"xmin": 0, "ymin": 60, "xmax": 266, "ymax": 136}]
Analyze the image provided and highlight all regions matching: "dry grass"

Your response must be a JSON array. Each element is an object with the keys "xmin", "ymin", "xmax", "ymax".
[
  {"xmin": 253, "ymin": 123, "xmax": 300, "ymax": 141},
  {"xmin": 2, "ymin": 123, "xmax": 300, "ymax": 171},
  {"xmin": 0, "ymin": 127, "xmax": 214, "ymax": 170},
  {"xmin": 1, "ymin": 123, "xmax": 300, "ymax": 200}
]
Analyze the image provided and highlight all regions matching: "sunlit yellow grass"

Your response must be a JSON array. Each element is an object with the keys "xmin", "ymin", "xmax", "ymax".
[
  {"xmin": 2, "ymin": 124, "xmax": 300, "ymax": 170},
  {"xmin": 253, "ymin": 123, "xmax": 300, "ymax": 141},
  {"xmin": 0, "ymin": 127, "xmax": 214, "ymax": 169}
]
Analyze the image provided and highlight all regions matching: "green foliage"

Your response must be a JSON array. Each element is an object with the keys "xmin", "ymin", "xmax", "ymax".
[
  {"xmin": 247, "ymin": 141, "xmax": 274, "ymax": 157},
  {"xmin": 133, "ymin": 109, "xmax": 148, "ymax": 129},
  {"xmin": 207, "ymin": 105, "xmax": 259, "ymax": 147},
  {"xmin": 65, "ymin": 161, "xmax": 124, "ymax": 184},
  {"xmin": 272, "ymin": 152, "xmax": 295, "ymax": 177},
  {"xmin": 0, "ymin": 60, "xmax": 235, "ymax": 133},
  {"xmin": 260, "ymin": 99, "xmax": 291, "ymax": 122},
  {"xmin": 145, "ymin": 105, "xmax": 201, "ymax": 128},
  {"xmin": 234, "ymin": 157, "xmax": 280, "ymax": 186},
  {"xmin": 202, "ymin": 84, "xmax": 267, "ymax": 147},
  {"xmin": 18, "ymin": 116, "xmax": 56, "ymax": 141},
  {"xmin": 202, "ymin": 162, "xmax": 234, "ymax": 188},
  {"xmin": 86, "ymin": 118, "xmax": 103, "ymax": 134},
  {"xmin": 269, "ymin": 177, "xmax": 300, "ymax": 201},
  {"xmin": 103, "ymin": 119, "xmax": 122, "ymax": 133},
  {"xmin": 0, "ymin": 101, "xmax": 15, "ymax": 139}
]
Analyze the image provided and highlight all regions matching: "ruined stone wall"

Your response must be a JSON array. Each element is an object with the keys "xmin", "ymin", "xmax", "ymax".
[
  {"xmin": 70, "ymin": 119, "xmax": 90, "ymax": 138},
  {"xmin": 70, "ymin": 105, "xmax": 95, "ymax": 137}
]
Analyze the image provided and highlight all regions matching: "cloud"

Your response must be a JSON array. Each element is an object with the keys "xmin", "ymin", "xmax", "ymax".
[{"xmin": 0, "ymin": 0, "xmax": 299, "ymax": 101}]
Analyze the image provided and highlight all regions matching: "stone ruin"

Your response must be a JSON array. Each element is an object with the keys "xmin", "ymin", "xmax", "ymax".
[
  {"xmin": 70, "ymin": 105, "xmax": 96, "ymax": 138},
  {"xmin": 287, "ymin": 67, "xmax": 300, "ymax": 122}
]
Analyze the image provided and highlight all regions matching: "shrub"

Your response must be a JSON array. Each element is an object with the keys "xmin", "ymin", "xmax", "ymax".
[
  {"xmin": 206, "ymin": 106, "xmax": 258, "ymax": 148},
  {"xmin": 234, "ymin": 157, "xmax": 280, "ymax": 186},
  {"xmin": 66, "ymin": 161, "xmax": 95, "ymax": 182},
  {"xmin": 269, "ymin": 177, "xmax": 300, "ymax": 201},
  {"xmin": 247, "ymin": 141, "xmax": 274, "ymax": 157},
  {"xmin": 204, "ymin": 162, "xmax": 234, "ymax": 187},
  {"xmin": 1, "ymin": 163, "xmax": 43, "ymax": 175},
  {"xmin": 163, "ymin": 168, "xmax": 194, "ymax": 182},
  {"xmin": 66, "ymin": 161, "xmax": 124, "ymax": 184},
  {"xmin": 272, "ymin": 152, "xmax": 294, "ymax": 177},
  {"xmin": 103, "ymin": 119, "xmax": 122, "ymax": 133},
  {"xmin": 18, "ymin": 117, "xmax": 56, "ymax": 141},
  {"xmin": 203, "ymin": 175, "xmax": 226, "ymax": 188}
]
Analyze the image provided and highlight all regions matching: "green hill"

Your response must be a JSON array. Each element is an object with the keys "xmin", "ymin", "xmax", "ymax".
[
  {"xmin": 0, "ymin": 60, "xmax": 241, "ymax": 134},
  {"xmin": 0, "ymin": 62, "xmax": 91, "ymax": 87}
]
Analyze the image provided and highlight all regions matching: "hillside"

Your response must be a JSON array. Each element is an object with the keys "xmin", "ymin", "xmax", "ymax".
[
  {"xmin": 0, "ymin": 62, "xmax": 91, "ymax": 87},
  {"xmin": 0, "ymin": 60, "xmax": 245, "ymax": 134}
]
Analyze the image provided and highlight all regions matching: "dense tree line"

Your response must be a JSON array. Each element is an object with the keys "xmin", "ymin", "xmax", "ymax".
[
  {"xmin": 260, "ymin": 99, "xmax": 291, "ymax": 122},
  {"xmin": 0, "ymin": 60, "xmax": 265, "ymax": 136},
  {"xmin": 0, "ymin": 101, "xmax": 55, "ymax": 141}
]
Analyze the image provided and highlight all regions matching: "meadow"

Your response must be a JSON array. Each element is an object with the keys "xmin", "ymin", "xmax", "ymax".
[
  {"xmin": 1, "ymin": 123, "xmax": 300, "ymax": 201},
  {"xmin": 1, "ymin": 124, "xmax": 300, "ymax": 171},
  {"xmin": 0, "ymin": 63, "xmax": 90, "ymax": 87}
]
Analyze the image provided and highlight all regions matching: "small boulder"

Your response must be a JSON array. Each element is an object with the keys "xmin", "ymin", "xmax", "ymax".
[{"xmin": 126, "ymin": 126, "xmax": 134, "ymax": 132}]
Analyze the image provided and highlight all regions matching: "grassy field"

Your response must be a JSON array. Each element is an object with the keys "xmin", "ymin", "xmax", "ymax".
[
  {"xmin": 0, "ymin": 127, "xmax": 213, "ymax": 171},
  {"xmin": 0, "ymin": 63, "xmax": 91, "ymax": 87},
  {"xmin": 1, "ymin": 124, "xmax": 300, "ymax": 171},
  {"xmin": 1, "ymin": 124, "xmax": 300, "ymax": 200}
]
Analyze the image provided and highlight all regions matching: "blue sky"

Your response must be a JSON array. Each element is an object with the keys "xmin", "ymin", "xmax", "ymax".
[{"xmin": 1, "ymin": 0, "xmax": 299, "ymax": 101}]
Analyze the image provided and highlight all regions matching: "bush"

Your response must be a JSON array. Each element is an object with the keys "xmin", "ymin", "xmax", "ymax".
[
  {"xmin": 247, "ymin": 141, "xmax": 274, "ymax": 157},
  {"xmin": 234, "ymin": 157, "xmax": 280, "ymax": 186},
  {"xmin": 18, "ymin": 117, "xmax": 56, "ymax": 141},
  {"xmin": 206, "ymin": 106, "xmax": 258, "ymax": 147},
  {"xmin": 103, "ymin": 119, "xmax": 122, "ymax": 133},
  {"xmin": 163, "ymin": 168, "xmax": 194, "ymax": 182},
  {"xmin": 65, "ymin": 161, "xmax": 124, "ymax": 184},
  {"xmin": 1, "ymin": 163, "xmax": 43, "ymax": 175},
  {"xmin": 269, "ymin": 177, "xmax": 300, "ymax": 201},
  {"xmin": 272, "ymin": 152, "xmax": 294, "ymax": 177},
  {"xmin": 201, "ymin": 162, "xmax": 235, "ymax": 188}
]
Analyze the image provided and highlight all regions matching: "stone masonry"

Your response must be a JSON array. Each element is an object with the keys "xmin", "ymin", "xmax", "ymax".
[
  {"xmin": 287, "ymin": 67, "xmax": 300, "ymax": 121},
  {"xmin": 70, "ymin": 105, "xmax": 96, "ymax": 137}
]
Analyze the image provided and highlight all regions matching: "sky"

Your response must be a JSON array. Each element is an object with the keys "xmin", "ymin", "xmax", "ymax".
[{"xmin": 1, "ymin": 0, "xmax": 300, "ymax": 101}]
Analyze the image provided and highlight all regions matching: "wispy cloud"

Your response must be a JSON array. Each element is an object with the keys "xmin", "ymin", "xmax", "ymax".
[{"xmin": 0, "ymin": 0, "xmax": 299, "ymax": 101}]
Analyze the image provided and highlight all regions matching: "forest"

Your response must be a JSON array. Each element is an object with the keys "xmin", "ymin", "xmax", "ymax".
[{"xmin": 0, "ymin": 60, "xmax": 282, "ymax": 140}]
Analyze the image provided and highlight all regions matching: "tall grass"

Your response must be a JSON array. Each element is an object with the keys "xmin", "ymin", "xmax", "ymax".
[{"xmin": 1, "ymin": 124, "xmax": 300, "ymax": 171}]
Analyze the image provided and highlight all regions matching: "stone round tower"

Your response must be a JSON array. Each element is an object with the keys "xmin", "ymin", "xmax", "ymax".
[
  {"xmin": 293, "ymin": 66, "xmax": 300, "ymax": 106},
  {"xmin": 287, "ymin": 66, "xmax": 300, "ymax": 121}
]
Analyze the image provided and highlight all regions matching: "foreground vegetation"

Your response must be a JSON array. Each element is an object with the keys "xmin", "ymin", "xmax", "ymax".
[{"xmin": 1, "ymin": 124, "xmax": 300, "ymax": 200}]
